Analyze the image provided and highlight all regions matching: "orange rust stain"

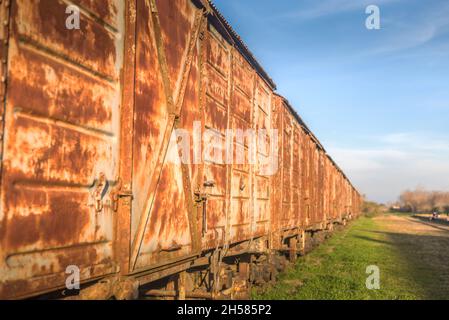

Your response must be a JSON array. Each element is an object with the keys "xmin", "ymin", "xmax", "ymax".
[
  {"xmin": 156, "ymin": 0, "xmax": 196, "ymax": 92},
  {"xmin": 72, "ymin": 0, "xmax": 119, "ymax": 28},
  {"xmin": 206, "ymin": 66, "xmax": 228, "ymax": 107},
  {"xmin": 6, "ymin": 193, "xmax": 90, "ymax": 249},
  {"xmin": 9, "ymin": 48, "xmax": 111, "ymax": 131},
  {"xmin": 7, "ymin": 116, "xmax": 111, "ymax": 185},
  {"xmin": 207, "ymin": 34, "xmax": 229, "ymax": 78},
  {"xmin": 14, "ymin": 0, "xmax": 118, "ymax": 78},
  {"xmin": 0, "ymin": 0, "xmax": 364, "ymax": 300},
  {"xmin": 142, "ymin": 156, "xmax": 191, "ymax": 256},
  {"xmin": 232, "ymin": 90, "xmax": 251, "ymax": 122},
  {"xmin": 132, "ymin": 0, "xmax": 167, "ymax": 207}
]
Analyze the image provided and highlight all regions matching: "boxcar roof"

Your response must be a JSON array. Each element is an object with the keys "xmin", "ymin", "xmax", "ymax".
[{"xmin": 203, "ymin": 0, "xmax": 277, "ymax": 90}]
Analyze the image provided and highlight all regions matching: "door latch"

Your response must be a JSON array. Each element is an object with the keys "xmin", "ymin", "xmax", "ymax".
[
  {"xmin": 110, "ymin": 179, "xmax": 133, "ymax": 212},
  {"xmin": 194, "ymin": 180, "xmax": 215, "ymax": 236},
  {"xmin": 195, "ymin": 190, "xmax": 208, "ymax": 236}
]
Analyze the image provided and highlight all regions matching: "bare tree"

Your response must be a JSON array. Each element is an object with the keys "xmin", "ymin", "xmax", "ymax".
[{"xmin": 399, "ymin": 188, "xmax": 449, "ymax": 213}]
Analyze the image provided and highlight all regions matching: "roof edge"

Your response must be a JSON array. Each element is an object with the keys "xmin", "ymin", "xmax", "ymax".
[{"xmin": 206, "ymin": 0, "xmax": 277, "ymax": 90}]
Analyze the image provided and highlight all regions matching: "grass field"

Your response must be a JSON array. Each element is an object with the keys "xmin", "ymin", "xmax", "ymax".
[{"xmin": 253, "ymin": 214, "xmax": 449, "ymax": 300}]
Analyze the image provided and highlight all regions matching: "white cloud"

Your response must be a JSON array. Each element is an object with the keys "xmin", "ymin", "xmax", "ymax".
[
  {"xmin": 329, "ymin": 148, "xmax": 407, "ymax": 171},
  {"xmin": 282, "ymin": 0, "xmax": 400, "ymax": 20},
  {"xmin": 362, "ymin": 2, "xmax": 449, "ymax": 55},
  {"xmin": 280, "ymin": 0, "xmax": 449, "ymax": 57},
  {"xmin": 328, "ymin": 132, "xmax": 449, "ymax": 203},
  {"xmin": 376, "ymin": 132, "xmax": 449, "ymax": 152}
]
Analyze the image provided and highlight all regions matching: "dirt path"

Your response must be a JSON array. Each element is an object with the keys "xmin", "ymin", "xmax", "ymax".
[{"xmin": 374, "ymin": 214, "xmax": 449, "ymax": 299}]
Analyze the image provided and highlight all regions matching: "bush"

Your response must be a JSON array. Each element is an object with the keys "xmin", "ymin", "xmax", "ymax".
[{"xmin": 362, "ymin": 201, "xmax": 385, "ymax": 218}]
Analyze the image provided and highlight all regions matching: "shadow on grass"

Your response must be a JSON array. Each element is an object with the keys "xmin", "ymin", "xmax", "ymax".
[
  {"xmin": 354, "ymin": 227, "xmax": 449, "ymax": 300},
  {"xmin": 253, "ymin": 217, "xmax": 449, "ymax": 300},
  {"xmin": 352, "ymin": 235, "xmax": 394, "ymax": 246}
]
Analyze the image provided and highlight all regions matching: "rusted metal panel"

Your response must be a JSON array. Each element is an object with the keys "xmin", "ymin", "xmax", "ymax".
[
  {"xmin": 0, "ymin": 0, "xmax": 124, "ymax": 299},
  {"xmin": 332, "ymin": 166, "xmax": 339, "ymax": 220},
  {"xmin": 334, "ymin": 172, "xmax": 340, "ymax": 220},
  {"xmin": 281, "ymin": 108, "xmax": 292, "ymax": 228},
  {"xmin": 156, "ymin": 0, "xmax": 198, "ymax": 99},
  {"xmin": 291, "ymin": 124, "xmax": 301, "ymax": 227},
  {"xmin": 297, "ymin": 128, "xmax": 307, "ymax": 227},
  {"xmin": 270, "ymin": 97, "xmax": 303, "ymax": 233},
  {"xmin": 232, "ymin": 52, "xmax": 253, "ymax": 99},
  {"xmin": 304, "ymin": 135, "xmax": 313, "ymax": 225},
  {"xmin": 0, "ymin": 0, "xmax": 11, "ymax": 175},
  {"xmin": 337, "ymin": 172, "xmax": 343, "ymax": 219},
  {"xmin": 229, "ymin": 58, "xmax": 254, "ymax": 243},
  {"xmin": 0, "ymin": 0, "xmax": 364, "ymax": 299},
  {"xmin": 15, "ymin": 0, "xmax": 120, "ymax": 80},
  {"xmin": 115, "ymin": 0, "xmax": 137, "ymax": 276},
  {"xmin": 72, "ymin": 0, "xmax": 120, "ymax": 28},
  {"xmin": 324, "ymin": 156, "xmax": 331, "ymax": 221},
  {"xmin": 252, "ymin": 77, "xmax": 272, "ymax": 238},
  {"xmin": 129, "ymin": 0, "xmax": 204, "ymax": 271},
  {"xmin": 311, "ymin": 143, "xmax": 320, "ymax": 224},
  {"xmin": 199, "ymin": 25, "xmax": 230, "ymax": 249},
  {"xmin": 329, "ymin": 163, "xmax": 335, "ymax": 220},
  {"xmin": 317, "ymin": 150, "xmax": 325, "ymax": 223},
  {"xmin": 301, "ymin": 129, "xmax": 310, "ymax": 226},
  {"xmin": 270, "ymin": 95, "xmax": 283, "ymax": 245},
  {"xmin": 207, "ymin": 30, "xmax": 230, "ymax": 80}
]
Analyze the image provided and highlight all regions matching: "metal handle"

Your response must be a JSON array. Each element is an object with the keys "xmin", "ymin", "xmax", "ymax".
[
  {"xmin": 203, "ymin": 180, "xmax": 215, "ymax": 188},
  {"xmin": 194, "ymin": 189, "xmax": 208, "ymax": 237},
  {"xmin": 202, "ymin": 199, "xmax": 207, "ymax": 236}
]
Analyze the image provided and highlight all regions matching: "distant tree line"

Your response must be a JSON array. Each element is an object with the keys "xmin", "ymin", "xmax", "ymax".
[{"xmin": 398, "ymin": 188, "xmax": 449, "ymax": 213}]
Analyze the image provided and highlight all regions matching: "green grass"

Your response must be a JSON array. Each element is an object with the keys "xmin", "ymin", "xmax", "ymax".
[{"xmin": 253, "ymin": 215, "xmax": 449, "ymax": 300}]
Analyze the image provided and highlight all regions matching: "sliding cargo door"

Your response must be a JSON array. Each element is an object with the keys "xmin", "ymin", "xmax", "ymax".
[
  {"xmin": 310, "ymin": 146, "xmax": 319, "ymax": 224},
  {"xmin": 252, "ymin": 79, "xmax": 272, "ymax": 238},
  {"xmin": 281, "ymin": 110, "xmax": 293, "ymax": 229},
  {"xmin": 292, "ymin": 125, "xmax": 301, "ymax": 226},
  {"xmin": 0, "ymin": 0, "xmax": 124, "ymax": 299},
  {"xmin": 302, "ymin": 137, "xmax": 312, "ymax": 226},
  {"xmin": 270, "ymin": 96, "xmax": 283, "ymax": 236},
  {"xmin": 317, "ymin": 151, "xmax": 325, "ymax": 223},
  {"xmin": 228, "ymin": 51, "xmax": 254, "ymax": 243},
  {"xmin": 198, "ymin": 25, "xmax": 231, "ymax": 249},
  {"xmin": 129, "ymin": 0, "xmax": 203, "ymax": 271}
]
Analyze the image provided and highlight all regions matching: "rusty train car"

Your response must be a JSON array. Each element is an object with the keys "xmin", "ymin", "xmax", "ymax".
[{"xmin": 0, "ymin": 0, "xmax": 362, "ymax": 299}]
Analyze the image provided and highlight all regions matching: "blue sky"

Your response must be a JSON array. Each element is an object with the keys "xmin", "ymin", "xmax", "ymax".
[{"xmin": 214, "ymin": 0, "xmax": 449, "ymax": 203}]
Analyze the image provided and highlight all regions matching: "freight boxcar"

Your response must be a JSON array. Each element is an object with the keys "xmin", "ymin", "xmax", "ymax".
[{"xmin": 0, "ymin": 0, "xmax": 362, "ymax": 299}]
